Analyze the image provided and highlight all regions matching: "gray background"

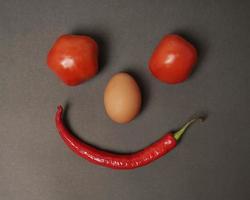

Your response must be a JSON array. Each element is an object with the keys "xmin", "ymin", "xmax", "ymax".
[{"xmin": 1, "ymin": 0, "xmax": 250, "ymax": 199}]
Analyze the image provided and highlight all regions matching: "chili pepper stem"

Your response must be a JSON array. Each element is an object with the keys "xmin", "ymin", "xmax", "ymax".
[{"xmin": 173, "ymin": 117, "xmax": 205, "ymax": 141}]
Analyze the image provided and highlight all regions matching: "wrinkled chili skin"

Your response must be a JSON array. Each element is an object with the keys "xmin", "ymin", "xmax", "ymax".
[{"xmin": 56, "ymin": 105, "xmax": 177, "ymax": 169}]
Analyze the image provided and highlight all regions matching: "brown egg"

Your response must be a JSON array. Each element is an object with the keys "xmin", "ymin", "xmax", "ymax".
[{"xmin": 104, "ymin": 72, "xmax": 142, "ymax": 124}]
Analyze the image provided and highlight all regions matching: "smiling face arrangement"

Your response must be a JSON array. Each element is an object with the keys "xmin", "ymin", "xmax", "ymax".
[{"xmin": 47, "ymin": 34, "xmax": 203, "ymax": 169}]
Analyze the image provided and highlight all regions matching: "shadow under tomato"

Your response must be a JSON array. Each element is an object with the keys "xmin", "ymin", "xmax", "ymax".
[
  {"xmin": 173, "ymin": 30, "xmax": 209, "ymax": 81},
  {"xmin": 71, "ymin": 28, "xmax": 111, "ymax": 75}
]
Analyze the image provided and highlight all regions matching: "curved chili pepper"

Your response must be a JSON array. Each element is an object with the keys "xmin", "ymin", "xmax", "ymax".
[{"xmin": 55, "ymin": 105, "xmax": 204, "ymax": 169}]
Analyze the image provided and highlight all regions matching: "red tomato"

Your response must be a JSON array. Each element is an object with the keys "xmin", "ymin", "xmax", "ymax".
[
  {"xmin": 47, "ymin": 35, "xmax": 98, "ymax": 86},
  {"xmin": 149, "ymin": 34, "xmax": 197, "ymax": 84}
]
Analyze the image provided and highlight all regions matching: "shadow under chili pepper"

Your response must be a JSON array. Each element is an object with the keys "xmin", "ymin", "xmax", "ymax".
[
  {"xmin": 62, "ymin": 102, "xmax": 137, "ymax": 155},
  {"xmin": 173, "ymin": 30, "xmax": 209, "ymax": 81},
  {"xmin": 62, "ymin": 102, "xmax": 74, "ymax": 134},
  {"xmin": 70, "ymin": 28, "xmax": 111, "ymax": 75},
  {"xmin": 122, "ymin": 68, "xmax": 151, "ymax": 116}
]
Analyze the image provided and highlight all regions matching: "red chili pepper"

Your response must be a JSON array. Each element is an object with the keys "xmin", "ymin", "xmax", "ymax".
[{"xmin": 55, "ymin": 105, "xmax": 204, "ymax": 169}]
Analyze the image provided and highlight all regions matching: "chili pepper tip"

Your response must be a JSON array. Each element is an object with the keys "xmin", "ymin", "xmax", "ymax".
[
  {"xmin": 173, "ymin": 116, "xmax": 205, "ymax": 141},
  {"xmin": 198, "ymin": 116, "xmax": 206, "ymax": 122},
  {"xmin": 57, "ymin": 105, "xmax": 63, "ymax": 112}
]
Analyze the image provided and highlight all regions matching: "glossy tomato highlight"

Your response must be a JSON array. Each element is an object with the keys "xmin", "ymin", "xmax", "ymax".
[
  {"xmin": 47, "ymin": 35, "xmax": 98, "ymax": 86},
  {"xmin": 149, "ymin": 34, "xmax": 197, "ymax": 84}
]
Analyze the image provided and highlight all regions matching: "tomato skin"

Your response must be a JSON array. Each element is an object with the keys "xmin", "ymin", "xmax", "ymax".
[
  {"xmin": 47, "ymin": 35, "xmax": 98, "ymax": 86},
  {"xmin": 149, "ymin": 34, "xmax": 197, "ymax": 84}
]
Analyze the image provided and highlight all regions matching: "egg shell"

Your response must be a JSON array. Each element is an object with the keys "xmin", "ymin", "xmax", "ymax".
[{"xmin": 104, "ymin": 72, "xmax": 142, "ymax": 124}]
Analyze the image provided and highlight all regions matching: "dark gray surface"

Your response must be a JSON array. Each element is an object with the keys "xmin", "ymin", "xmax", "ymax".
[{"xmin": 1, "ymin": 0, "xmax": 250, "ymax": 199}]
